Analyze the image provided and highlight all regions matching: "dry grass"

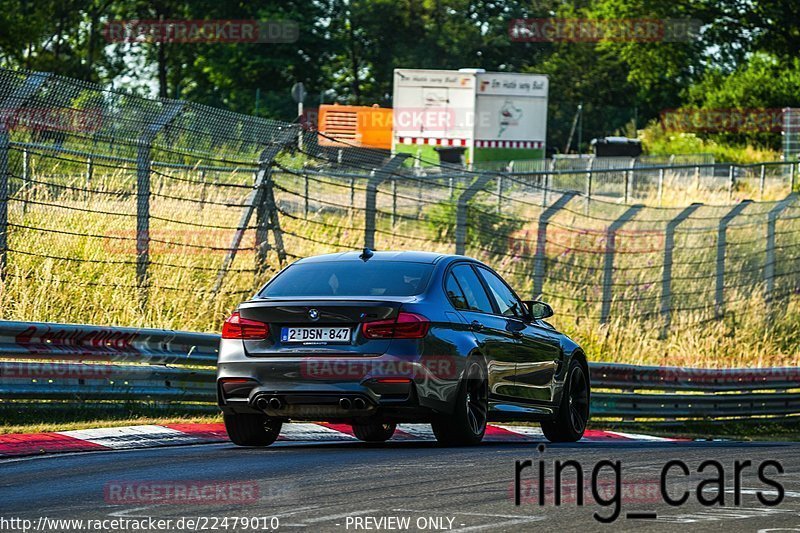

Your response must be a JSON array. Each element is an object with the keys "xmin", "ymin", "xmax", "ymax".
[{"xmin": 1, "ymin": 155, "xmax": 798, "ymax": 369}]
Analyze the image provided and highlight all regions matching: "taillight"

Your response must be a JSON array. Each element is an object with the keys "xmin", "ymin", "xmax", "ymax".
[
  {"xmin": 222, "ymin": 312, "xmax": 269, "ymax": 340},
  {"xmin": 362, "ymin": 312, "xmax": 430, "ymax": 339}
]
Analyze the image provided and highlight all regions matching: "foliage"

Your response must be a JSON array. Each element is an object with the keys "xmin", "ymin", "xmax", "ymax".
[{"xmin": 639, "ymin": 124, "xmax": 781, "ymax": 164}]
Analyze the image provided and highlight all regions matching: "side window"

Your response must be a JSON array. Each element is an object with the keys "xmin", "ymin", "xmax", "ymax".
[
  {"xmin": 451, "ymin": 265, "xmax": 495, "ymax": 314},
  {"xmin": 445, "ymin": 273, "xmax": 468, "ymax": 310},
  {"xmin": 477, "ymin": 267, "xmax": 525, "ymax": 318}
]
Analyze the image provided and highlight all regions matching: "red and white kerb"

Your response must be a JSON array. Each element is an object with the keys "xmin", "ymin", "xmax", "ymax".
[
  {"xmin": 474, "ymin": 140, "xmax": 544, "ymax": 148},
  {"xmin": 398, "ymin": 137, "xmax": 467, "ymax": 146}
]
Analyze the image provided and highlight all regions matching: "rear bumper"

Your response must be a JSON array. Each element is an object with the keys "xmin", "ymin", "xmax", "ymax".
[{"xmin": 216, "ymin": 355, "xmax": 461, "ymax": 421}]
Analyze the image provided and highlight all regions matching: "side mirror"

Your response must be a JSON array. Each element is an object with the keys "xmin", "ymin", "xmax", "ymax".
[{"xmin": 523, "ymin": 300, "xmax": 554, "ymax": 320}]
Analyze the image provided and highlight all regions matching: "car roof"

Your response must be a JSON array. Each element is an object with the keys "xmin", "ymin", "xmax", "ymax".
[{"xmin": 294, "ymin": 250, "xmax": 466, "ymax": 265}]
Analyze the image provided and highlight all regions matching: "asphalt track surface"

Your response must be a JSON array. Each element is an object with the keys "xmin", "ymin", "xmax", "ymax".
[{"xmin": 1, "ymin": 438, "xmax": 799, "ymax": 533}]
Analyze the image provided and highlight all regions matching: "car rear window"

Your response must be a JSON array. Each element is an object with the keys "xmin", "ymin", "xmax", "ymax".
[{"xmin": 259, "ymin": 261, "xmax": 435, "ymax": 297}]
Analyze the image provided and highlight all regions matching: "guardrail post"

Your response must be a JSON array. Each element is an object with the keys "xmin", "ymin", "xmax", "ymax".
[
  {"xmin": 532, "ymin": 192, "xmax": 577, "ymax": 298},
  {"xmin": 715, "ymin": 200, "xmax": 753, "ymax": 318},
  {"xmin": 657, "ymin": 168, "xmax": 664, "ymax": 205},
  {"xmin": 213, "ymin": 125, "xmax": 299, "ymax": 294},
  {"xmin": 765, "ymin": 193, "xmax": 797, "ymax": 312},
  {"xmin": 136, "ymin": 100, "xmax": 185, "ymax": 306},
  {"xmin": 455, "ymin": 174, "xmax": 493, "ymax": 255},
  {"xmin": 759, "ymin": 164, "xmax": 766, "ymax": 199},
  {"xmin": 660, "ymin": 203, "xmax": 703, "ymax": 338},
  {"xmin": 600, "ymin": 204, "xmax": 644, "ymax": 324},
  {"xmin": 0, "ymin": 72, "xmax": 52, "ymax": 282},
  {"xmin": 364, "ymin": 154, "xmax": 408, "ymax": 249}
]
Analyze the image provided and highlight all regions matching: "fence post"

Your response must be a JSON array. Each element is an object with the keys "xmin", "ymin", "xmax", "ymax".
[
  {"xmin": 86, "ymin": 156, "xmax": 93, "ymax": 189},
  {"xmin": 303, "ymin": 172, "xmax": 309, "ymax": 218},
  {"xmin": 791, "ymin": 162, "xmax": 796, "ymax": 192},
  {"xmin": 585, "ymin": 156, "xmax": 594, "ymax": 203},
  {"xmin": 21, "ymin": 149, "xmax": 28, "ymax": 214},
  {"xmin": 364, "ymin": 154, "xmax": 408, "ymax": 249},
  {"xmin": 213, "ymin": 125, "xmax": 299, "ymax": 294},
  {"xmin": 496, "ymin": 175, "xmax": 503, "ymax": 214},
  {"xmin": 391, "ymin": 177, "xmax": 397, "ymax": 226},
  {"xmin": 657, "ymin": 168, "xmax": 664, "ymax": 206},
  {"xmin": 254, "ymin": 162, "xmax": 287, "ymax": 279},
  {"xmin": 660, "ymin": 203, "xmax": 703, "ymax": 338},
  {"xmin": 349, "ymin": 177, "xmax": 355, "ymax": 213},
  {"xmin": 759, "ymin": 164, "xmax": 766, "ymax": 199},
  {"xmin": 455, "ymin": 174, "xmax": 493, "ymax": 255},
  {"xmin": 532, "ymin": 192, "xmax": 577, "ymax": 298},
  {"xmin": 765, "ymin": 193, "xmax": 797, "ymax": 311},
  {"xmin": 600, "ymin": 204, "xmax": 644, "ymax": 324},
  {"xmin": 0, "ymin": 72, "xmax": 51, "ymax": 281},
  {"xmin": 544, "ymin": 159, "xmax": 555, "ymax": 207},
  {"xmin": 715, "ymin": 200, "xmax": 753, "ymax": 318},
  {"xmin": 199, "ymin": 169, "xmax": 206, "ymax": 209},
  {"xmin": 135, "ymin": 101, "xmax": 185, "ymax": 305},
  {"xmin": 727, "ymin": 165, "xmax": 736, "ymax": 199},
  {"xmin": 624, "ymin": 157, "xmax": 635, "ymax": 203}
]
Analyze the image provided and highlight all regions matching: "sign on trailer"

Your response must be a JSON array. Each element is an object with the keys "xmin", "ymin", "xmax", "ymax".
[{"xmin": 392, "ymin": 68, "xmax": 548, "ymax": 164}]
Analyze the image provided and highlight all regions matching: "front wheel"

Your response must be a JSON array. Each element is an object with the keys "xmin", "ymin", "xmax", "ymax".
[
  {"xmin": 352, "ymin": 422, "xmax": 396, "ymax": 442},
  {"xmin": 224, "ymin": 414, "xmax": 282, "ymax": 446},
  {"xmin": 541, "ymin": 359, "xmax": 590, "ymax": 443},
  {"xmin": 431, "ymin": 359, "xmax": 488, "ymax": 446}
]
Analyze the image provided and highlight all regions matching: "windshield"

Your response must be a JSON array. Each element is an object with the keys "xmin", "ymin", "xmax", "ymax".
[{"xmin": 259, "ymin": 261, "xmax": 434, "ymax": 298}]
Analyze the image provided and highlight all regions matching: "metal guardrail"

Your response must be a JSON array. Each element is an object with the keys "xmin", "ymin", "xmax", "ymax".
[{"xmin": 0, "ymin": 320, "xmax": 797, "ymax": 423}]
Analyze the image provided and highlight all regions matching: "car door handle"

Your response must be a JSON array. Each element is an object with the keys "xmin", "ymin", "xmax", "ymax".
[
  {"xmin": 511, "ymin": 330, "xmax": 524, "ymax": 338},
  {"xmin": 469, "ymin": 321, "xmax": 484, "ymax": 332}
]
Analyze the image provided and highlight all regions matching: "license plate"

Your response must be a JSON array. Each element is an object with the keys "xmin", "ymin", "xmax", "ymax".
[{"xmin": 281, "ymin": 327, "xmax": 351, "ymax": 343}]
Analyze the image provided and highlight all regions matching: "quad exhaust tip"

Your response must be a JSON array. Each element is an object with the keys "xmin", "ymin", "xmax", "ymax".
[
  {"xmin": 339, "ymin": 398, "xmax": 352, "ymax": 410},
  {"xmin": 353, "ymin": 397, "xmax": 366, "ymax": 410}
]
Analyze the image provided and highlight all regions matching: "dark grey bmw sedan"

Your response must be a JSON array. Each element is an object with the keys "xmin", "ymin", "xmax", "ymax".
[{"xmin": 216, "ymin": 250, "xmax": 589, "ymax": 446}]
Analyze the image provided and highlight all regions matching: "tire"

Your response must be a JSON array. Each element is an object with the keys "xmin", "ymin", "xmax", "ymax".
[
  {"xmin": 224, "ymin": 413, "xmax": 282, "ymax": 446},
  {"xmin": 352, "ymin": 422, "xmax": 397, "ymax": 442},
  {"xmin": 541, "ymin": 358, "xmax": 590, "ymax": 443},
  {"xmin": 431, "ymin": 358, "xmax": 488, "ymax": 446}
]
